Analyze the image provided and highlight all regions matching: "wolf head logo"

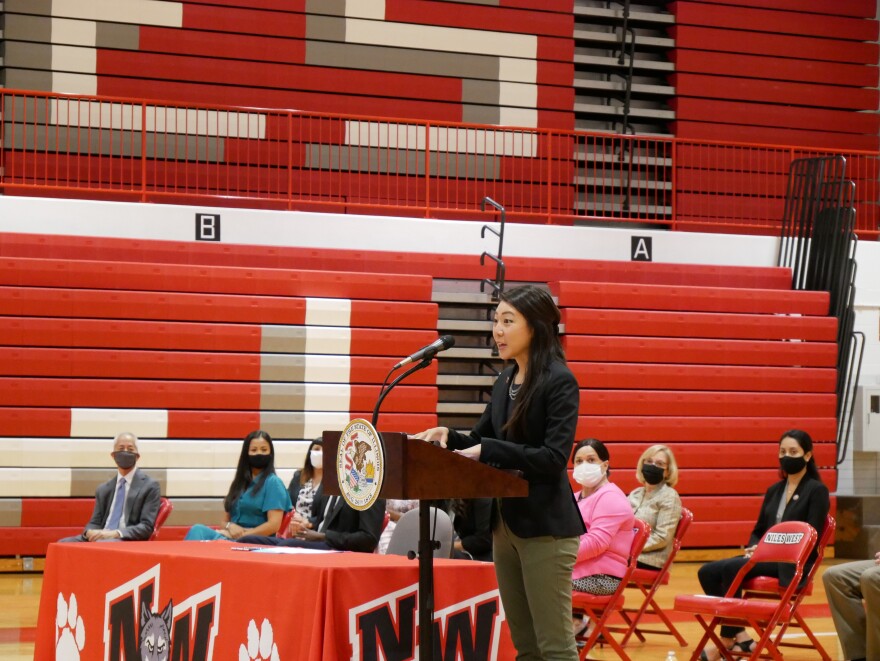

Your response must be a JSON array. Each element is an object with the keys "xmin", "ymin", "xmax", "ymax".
[{"xmin": 139, "ymin": 599, "xmax": 173, "ymax": 661}]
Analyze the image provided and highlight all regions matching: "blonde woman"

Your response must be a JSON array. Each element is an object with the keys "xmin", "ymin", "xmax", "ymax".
[{"xmin": 627, "ymin": 444, "xmax": 682, "ymax": 570}]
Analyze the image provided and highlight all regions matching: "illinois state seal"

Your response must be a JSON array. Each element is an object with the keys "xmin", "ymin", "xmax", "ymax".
[{"xmin": 336, "ymin": 418, "xmax": 385, "ymax": 510}]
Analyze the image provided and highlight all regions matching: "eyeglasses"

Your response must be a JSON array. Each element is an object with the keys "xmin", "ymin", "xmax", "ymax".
[{"xmin": 644, "ymin": 459, "xmax": 667, "ymax": 469}]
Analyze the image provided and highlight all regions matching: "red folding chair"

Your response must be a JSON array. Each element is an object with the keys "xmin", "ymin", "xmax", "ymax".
[
  {"xmin": 573, "ymin": 519, "xmax": 651, "ymax": 661},
  {"xmin": 616, "ymin": 506, "xmax": 693, "ymax": 647},
  {"xmin": 674, "ymin": 520, "xmax": 818, "ymax": 661},
  {"xmin": 148, "ymin": 497, "xmax": 173, "ymax": 541},
  {"xmin": 740, "ymin": 513, "xmax": 835, "ymax": 661},
  {"xmin": 275, "ymin": 510, "xmax": 295, "ymax": 539}
]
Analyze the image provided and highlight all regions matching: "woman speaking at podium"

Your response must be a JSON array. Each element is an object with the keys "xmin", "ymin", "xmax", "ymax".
[{"xmin": 413, "ymin": 284, "xmax": 584, "ymax": 660}]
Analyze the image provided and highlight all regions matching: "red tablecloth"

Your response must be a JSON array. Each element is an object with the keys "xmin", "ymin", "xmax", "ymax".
[{"xmin": 35, "ymin": 541, "xmax": 514, "ymax": 660}]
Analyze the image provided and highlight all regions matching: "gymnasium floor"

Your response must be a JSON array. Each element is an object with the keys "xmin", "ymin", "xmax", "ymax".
[{"xmin": 0, "ymin": 560, "xmax": 847, "ymax": 660}]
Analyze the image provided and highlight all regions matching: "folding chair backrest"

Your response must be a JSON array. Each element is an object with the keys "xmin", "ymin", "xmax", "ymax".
[
  {"xmin": 386, "ymin": 507, "xmax": 454, "ymax": 558},
  {"xmin": 802, "ymin": 513, "xmax": 835, "ymax": 588},
  {"xmin": 628, "ymin": 519, "xmax": 651, "ymax": 574},
  {"xmin": 661, "ymin": 506, "xmax": 692, "ymax": 577},
  {"xmin": 728, "ymin": 521, "xmax": 817, "ymax": 598},
  {"xmin": 674, "ymin": 507, "xmax": 693, "ymax": 550},
  {"xmin": 275, "ymin": 509, "xmax": 295, "ymax": 539},
  {"xmin": 149, "ymin": 497, "xmax": 173, "ymax": 541},
  {"xmin": 598, "ymin": 519, "xmax": 651, "ymax": 610}
]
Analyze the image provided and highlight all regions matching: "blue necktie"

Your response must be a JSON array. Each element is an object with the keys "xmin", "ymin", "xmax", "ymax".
[{"xmin": 107, "ymin": 479, "xmax": 126, "ymax": 530}]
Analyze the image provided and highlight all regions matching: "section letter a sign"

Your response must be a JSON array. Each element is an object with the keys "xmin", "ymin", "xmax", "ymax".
[{"xmin": 631, "ymin": 236, "xmax": 652, "ymax": 261}]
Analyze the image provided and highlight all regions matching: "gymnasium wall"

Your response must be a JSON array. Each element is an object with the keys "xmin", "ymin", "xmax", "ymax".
[{"xmin": 0, "ymin": 0, "xmax": 575, "ymax": 129}]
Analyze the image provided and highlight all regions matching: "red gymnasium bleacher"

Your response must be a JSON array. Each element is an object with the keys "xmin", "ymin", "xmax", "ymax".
[
  {"xmin": 0, "ymin": 241, "xmax": 439, "ymax": 554},
  {"xmin": 554, "ymin": 276, "xmax": 838, "ymax": 546},
  {"xmin": 0, "ymin": 233, "xmax": 837, "ymax": 554}
]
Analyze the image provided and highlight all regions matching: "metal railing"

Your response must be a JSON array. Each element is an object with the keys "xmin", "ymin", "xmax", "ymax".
[
  {"xmin": 775, "ymin": 155, "xmax": 865, "ymax": 458},
  {"xmin": 479, "ymin": 196, "xmax": 506, "ymax": 301},
  {"xmin": 2, "ymin": 89, "xmax": 879, "ymax": 237}
]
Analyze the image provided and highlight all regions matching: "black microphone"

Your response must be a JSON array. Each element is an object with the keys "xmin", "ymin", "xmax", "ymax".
[{"xmin": 393, "ymin": 335, "xmax": 455, "ymax": 369}]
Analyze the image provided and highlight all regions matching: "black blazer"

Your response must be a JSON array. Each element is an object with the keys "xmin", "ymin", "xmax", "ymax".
[
  {"xmin": 287, "ymin": 469, "xmax": 323, "ymax": 516},
  {"xmin": 747, "ymin": 475, "xmax": 830, "ymax": 586},
  {"xmin": 288, "ymin": 469, "xmax": 305, "ymax": 503},
  {"xmin": 453, "ymin": 498, "xmax": 494, "ymax": 562},
  {"xmin": 447, "ymin": 361, "xmax": 585, "ymax": 539},
  {"xmin": 84, "ymin": 470, "xmax": 162, "ymax": 541},
  {"xmin": 311, "ymin": 493, "xmax": 385, "ymax": 553}
]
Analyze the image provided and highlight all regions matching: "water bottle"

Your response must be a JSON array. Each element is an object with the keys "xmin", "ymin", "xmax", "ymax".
[{"xmin": 664, "ymin": 652, "xmax": 678, "ymax": 661}]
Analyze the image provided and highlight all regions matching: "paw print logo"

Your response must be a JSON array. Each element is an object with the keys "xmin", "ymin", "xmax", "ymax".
[
  {"xmin": 239, "ymin": 618, "xmax": 279, "ymax": 661},
  {"xmin": 55, "ymin": 592, "xmax": 85, "ymax": 660}
]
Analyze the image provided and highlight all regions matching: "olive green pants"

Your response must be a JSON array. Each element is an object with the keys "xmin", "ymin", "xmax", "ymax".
[{"xmin": 493, "ymin": 516, "xmax": 579, "ymax": 660}]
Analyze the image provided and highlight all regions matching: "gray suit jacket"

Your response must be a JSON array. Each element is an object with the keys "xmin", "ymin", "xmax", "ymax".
[{"xmin": 83, "ymin": 469, "xmax": 162, "ymax": 541}]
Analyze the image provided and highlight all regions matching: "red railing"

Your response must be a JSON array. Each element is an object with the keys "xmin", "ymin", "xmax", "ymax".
[{"xmin": 2, "ymin": 89, "xmax": 878, "ymax": 236}]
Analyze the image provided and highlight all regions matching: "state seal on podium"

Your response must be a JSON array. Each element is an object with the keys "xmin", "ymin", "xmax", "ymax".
[{"xmin": 336, "ymin": 418, "xmax": 385, "ymax": 511}]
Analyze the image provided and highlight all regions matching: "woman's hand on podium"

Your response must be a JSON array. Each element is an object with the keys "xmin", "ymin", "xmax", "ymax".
[
  {"xmin": 410, "ymin": 427, "xmax": 450, "ymax": 448},
  {"xmin": 454, "ymin": 444, "xmax": 481, "ymax": 461}
]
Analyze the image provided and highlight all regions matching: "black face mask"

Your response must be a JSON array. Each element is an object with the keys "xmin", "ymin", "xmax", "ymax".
[
  {"xmin": 641, "ymin": 463, "xmax": 666, "ymax": 485},
  {"xmin": 113, "ymin": 451, "xmax": 138, "ymax": 470},
  {"xmin": 248, "ymin": 454, "xmax": 271, "ymax": 470},
  {"xmin": 780, "ymin": 455, "xmax": 807, "ymax": 475}
]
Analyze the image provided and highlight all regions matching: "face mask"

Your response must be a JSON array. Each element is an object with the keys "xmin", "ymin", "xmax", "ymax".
[
  {"xmin": 641, "ymin": 463, "xmax": 666, "ymax": 485},
  {"xmin": 573, "ymin": 462, "xmax": 605, "ymax": 488},
  {"xmin": 113, "ymin": 451, "xmax": 137, "ymax": 470},
  {"xmin": 310, "ymin": 450, "xmax": 323, "ymax": 469},
  {"xmin": 248, "ymin": 454, "xmax": 271, "ymax": 470},
  {"xmin": 780, "ymin": 455, "xmax": 806, "ymax": 475}
]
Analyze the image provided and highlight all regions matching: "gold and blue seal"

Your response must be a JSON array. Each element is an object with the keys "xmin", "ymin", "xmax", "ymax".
[{"xmin": 336, "ymin": 418, "xmax": 385, "ymax": 511}]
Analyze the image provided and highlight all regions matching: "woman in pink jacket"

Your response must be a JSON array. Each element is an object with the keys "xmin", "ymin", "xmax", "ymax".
[
  {"xmin": 572, "ymin": 438, "xmax": 635, "ymax": 595},
  {"xmin": 570, "ymin": 438, "xmax": 635, "ymax": 640}
]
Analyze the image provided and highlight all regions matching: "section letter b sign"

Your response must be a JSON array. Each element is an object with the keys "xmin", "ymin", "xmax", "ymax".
[{"xmin": 196, "ymin": 213, "xmax": 221, "ymax": 241}]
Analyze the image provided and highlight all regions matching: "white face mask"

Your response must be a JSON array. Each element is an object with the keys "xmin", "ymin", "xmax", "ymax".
[
  {"xmin": 573, "ymin": 462, "xmax": 605, "ymax": 488},
  {"xmin": 310, "ymin": 450, "xmax": 323, "ymax": 469}
]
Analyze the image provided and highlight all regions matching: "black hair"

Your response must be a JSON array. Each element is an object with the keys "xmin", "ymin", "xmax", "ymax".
[
  {"xmin": 224, "ymin": 430, "xmax": 276, "ymax": 512},
  {"xmin": 778, "ymin": 429, "xmax": 821, "ymax": 482},
  {"xmin": 299, "ymin": 437, "xmax": 323, "ymax": 485},
  {"xmin": 572, "ymin": 438, "xmax": 611, "ymax": 475},
  {"xmin": 498, "ymin": 285, "xmax": 565, "ymax": 439}
]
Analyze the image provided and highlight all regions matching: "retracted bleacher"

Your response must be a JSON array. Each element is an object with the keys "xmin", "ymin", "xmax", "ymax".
[
  {"xmin": 0, "ymin": 233, "xmax": 837, "ymax": 556},
  {"xmin": 0, "ymin": 242, "xmax": 439, "ymax": 555},
  {"xmin": 553, "ymin": 270, "xmax": 837, "ymax": 548}
]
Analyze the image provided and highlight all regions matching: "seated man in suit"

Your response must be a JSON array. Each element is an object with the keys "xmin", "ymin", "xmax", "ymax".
[
  {"xmin": 239, "ymin": 492, "xmax": 384, "ymax": 553},
  {"xmin": 59, "ymin": 432, "xmax": 162, "ymax": 542},
  {"xmin": 823, "ymin": 549, "xmax": 880, "ymax": 661}
]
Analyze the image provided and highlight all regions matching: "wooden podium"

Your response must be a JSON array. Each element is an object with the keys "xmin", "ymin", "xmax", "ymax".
[{"xmin": 323, "ymin": 430, "xmax": 527, "ymax": 660}]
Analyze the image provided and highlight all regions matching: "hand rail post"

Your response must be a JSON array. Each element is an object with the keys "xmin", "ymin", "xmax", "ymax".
[
  {"xmin": 140, "ymin": 100, "xmax": 147, "ymax": 202},
  {"xmin": 424, "ymin": 121, "xmax": 431, "ymax": 218},
  {"xmin": 480, "ymin": 196, "xmax": 506, "ymax": 300},
  {"xmin": 287, "ymin": 111, "xmax": 293, "ymax": 210}
]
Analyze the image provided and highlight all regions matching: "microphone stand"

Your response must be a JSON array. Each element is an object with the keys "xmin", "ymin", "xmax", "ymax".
[
  {"xmin": 371, "ymin": 357, "xmax": 433, "ymax": 428},
  {"xmin": 372, "ymin": 356, "xmax": 440, "ymax": 661}
]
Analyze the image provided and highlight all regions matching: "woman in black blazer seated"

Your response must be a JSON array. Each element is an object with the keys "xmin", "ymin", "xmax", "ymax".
[
  {"xmin": 413, "ymin": 285, "xmax": 585, "ymax": 660},
  {"xmin": 697, "ymin": 429, "xmax": 830, "ymax": 660}
]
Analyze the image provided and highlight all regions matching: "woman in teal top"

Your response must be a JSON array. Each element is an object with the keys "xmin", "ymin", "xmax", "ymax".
[{"xmin": 185, "ymin": 430, "xmax": 292, "ymax": 541}]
